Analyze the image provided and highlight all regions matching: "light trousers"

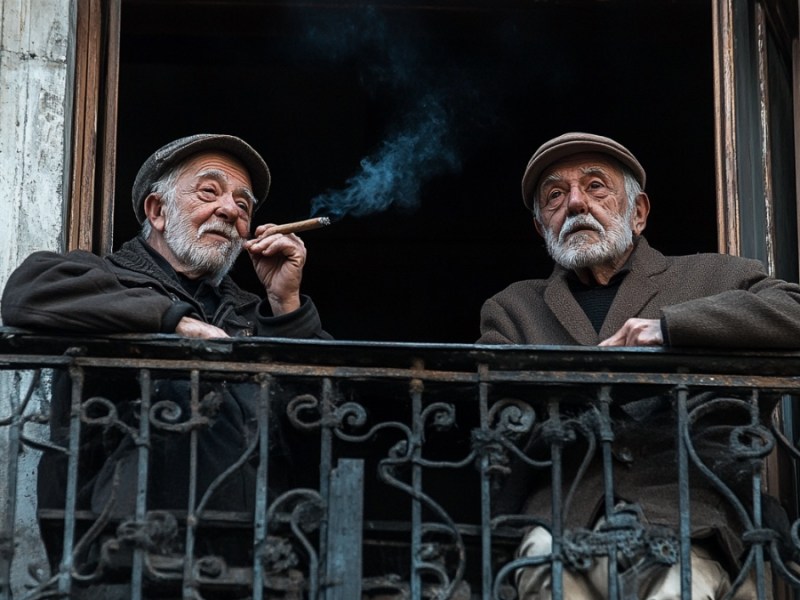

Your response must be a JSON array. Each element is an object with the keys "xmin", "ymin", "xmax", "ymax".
[{"xmin": 516, "ymin": 526, "xmax": 761, "ymax": 600}]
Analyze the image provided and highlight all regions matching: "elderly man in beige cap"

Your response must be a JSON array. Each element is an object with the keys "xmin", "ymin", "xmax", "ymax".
[{"xmin": 480, "ymin": 132, "xmax": 800, "ymax": 598}]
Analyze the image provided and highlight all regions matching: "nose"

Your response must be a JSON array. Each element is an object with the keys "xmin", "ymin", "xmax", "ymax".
[
  {"xmin": 566, "ymin": 185, "xmax": 589, "ymax": 215},
  {"xmin": 214, "ymin": 192, "xmax": 239, "ymax": 221}
]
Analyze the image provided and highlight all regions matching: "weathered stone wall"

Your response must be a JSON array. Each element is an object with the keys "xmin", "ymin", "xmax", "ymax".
[
  {"xmin": 0, "ymin": 0, "xmax": 72, "ymax": 592},
  {"xmin": 0, "ymin": 0, "xmax": 71, "ymax": 282}
]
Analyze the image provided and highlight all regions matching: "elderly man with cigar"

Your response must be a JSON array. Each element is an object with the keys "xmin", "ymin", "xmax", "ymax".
[
  {"xmin": 480, "ymin": 132, "xmax": 800, "ymax": 599},
  {"xmin": 1, "ymin": 134, "xmax": 329, "ymax": 588},
  {"xmin": 3, "ymin": 133, "xmax": 329, "ymax": 340}
]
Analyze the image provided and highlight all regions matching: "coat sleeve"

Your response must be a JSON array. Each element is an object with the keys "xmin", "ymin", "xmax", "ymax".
[
  {"xmin": 662, "ymin": 260, "xmax": 800, "ymax": 348},
  {"xmin": 1, "ymin": 250, "xmax": 187, "ymax": 333},
  {"xmin": 253, "ymin": 294, "xmax": 333, "ymax": 340},
  {"xmin": 478, "ymin": 297, "xmax": 519, "ymax": 344}
]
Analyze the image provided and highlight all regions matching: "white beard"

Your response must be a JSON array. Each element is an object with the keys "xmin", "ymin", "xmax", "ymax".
[
  {"xmin": 544, "ymin": 211, "xmax": 633, "ymax": 271},
  {"xmin": 163, "ymin": 205, "xmax": 243, "ymax": 282}
]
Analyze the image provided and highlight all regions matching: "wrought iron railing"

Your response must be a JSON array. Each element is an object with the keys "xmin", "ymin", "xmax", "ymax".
[{"xmin": 2, "ymin": 327, "xmax": 800, "ymax": 599}]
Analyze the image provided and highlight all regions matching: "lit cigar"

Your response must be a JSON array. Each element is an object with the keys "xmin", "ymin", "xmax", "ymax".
[{"xmin": 265, "ymin": 216, "xmax": 332, "ymax": 235}]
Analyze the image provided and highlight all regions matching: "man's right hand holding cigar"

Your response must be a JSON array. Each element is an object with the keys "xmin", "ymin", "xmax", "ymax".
[
  {"xmin": 243, "ymin": 217, "xmax": 331, "ymax": 317},
  {"xmin": 244, "ymin": 223, "xmax": 308, "ymax": 316}
]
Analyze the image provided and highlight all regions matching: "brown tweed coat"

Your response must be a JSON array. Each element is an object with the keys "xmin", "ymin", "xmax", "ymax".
[
  {"xmin": 479, "ymin": 237, "xmax": 800, "ymax": 348},
  {"xmin": 479, "ymin": 237, "xmax": 800, "ymax": 568}
]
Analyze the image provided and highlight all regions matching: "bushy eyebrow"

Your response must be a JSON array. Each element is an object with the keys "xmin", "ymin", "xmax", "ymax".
[
  {"xmin": 195, "ymin": 169, "xmax": 256, "ymax": 207},
  {"xmin": 540, "ymin": 173, "xmax": 564, "ymax": 189},
  {"xmin": 580, "ymin": 166, "xmax": 612, "ymax": 179}
]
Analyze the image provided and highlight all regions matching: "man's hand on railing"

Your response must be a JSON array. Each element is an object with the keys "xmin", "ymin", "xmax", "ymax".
[
  {"xmin": 175, "ymin": 316, "xmax": 230, "ymax": 339},
  {"xmin": 599, "ymin": 318, "xmax": 664, "ymax": 347}
]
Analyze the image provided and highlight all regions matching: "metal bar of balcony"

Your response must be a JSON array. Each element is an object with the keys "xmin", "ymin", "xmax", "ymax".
[{"xmin": 1, "ymin": 327, "xmax": 800, "ymax": 599}]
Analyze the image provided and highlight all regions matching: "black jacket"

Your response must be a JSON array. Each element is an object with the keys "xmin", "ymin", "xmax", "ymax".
[
  {"xmin": 2, "ymin": 236, "xmax": 329, "ymax": 338},
  {"xmin": 1, "ymin": 237, "xmax": 329, "ymax": 565}
]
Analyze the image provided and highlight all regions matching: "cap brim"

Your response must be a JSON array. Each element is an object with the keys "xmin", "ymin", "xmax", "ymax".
[{"xmin": 522, "ymin": 137, "xmax": 645, "ymax": 210}]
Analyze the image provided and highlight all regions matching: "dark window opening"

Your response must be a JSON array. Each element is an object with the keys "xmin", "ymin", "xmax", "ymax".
[{"xmin": 117, "ymin": 0, "xmax": 716, "ymax": 343}]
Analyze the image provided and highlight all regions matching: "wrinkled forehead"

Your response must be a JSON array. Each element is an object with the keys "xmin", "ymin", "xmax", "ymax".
[{"xmin": 178, "ymin": 151, "xmax": 253, "ymax": 188}]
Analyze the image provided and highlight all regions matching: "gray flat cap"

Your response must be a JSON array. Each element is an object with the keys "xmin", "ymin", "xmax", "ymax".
[
  {"xmin": 132, "ymin": 134, "xmax": 272, "ymax": 223},
  {"xmin": 521, "ymin": 132, "xmax": 646, "ymax": 211}
]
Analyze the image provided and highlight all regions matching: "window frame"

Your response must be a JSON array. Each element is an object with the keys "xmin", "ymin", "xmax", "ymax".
[
  {"xmin": 66, "ymin": 3, "xmax": 800, "ymax": 595},
  {"xmin": 70, "ymin": 0, "xmax": 798, "ymax": 264}
]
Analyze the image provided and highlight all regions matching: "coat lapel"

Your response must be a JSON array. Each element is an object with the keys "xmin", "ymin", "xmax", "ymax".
[
  {"xmin": 542, "ymin": 238, "xmax": 669, "ymax": 345},
  {"xmin": 543, "ymin": 268, "xmax": 600, "ymax": 345},
  {"xmin": 599, "ymin": 238, "xmax": 668, "ymax": 340}
]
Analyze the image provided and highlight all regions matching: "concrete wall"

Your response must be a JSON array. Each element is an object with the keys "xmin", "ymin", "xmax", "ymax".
[
  {"xmin": 0, "ymin": 0, "xmax": 72, "ymax": 592},
  {"xmin": 0, "ymin": 0, "xmax": 71, "ymax": 279}
]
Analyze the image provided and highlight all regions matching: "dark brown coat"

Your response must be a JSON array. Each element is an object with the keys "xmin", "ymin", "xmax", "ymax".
[
  {"xmin": 479, "ymin": 237, "xmax": 800, "ymax": 568},
  {"xmin": 479, "ymin": 237, "xmax": 800, "ymax": 348}
]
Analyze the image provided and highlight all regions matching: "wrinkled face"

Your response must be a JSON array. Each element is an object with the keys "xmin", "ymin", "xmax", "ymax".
[
  {"xmin": 162, "ymin": 152, "xmax": 255, "ymax": 280},
  {"xmin": 535, "ymin": 153, "xmax": 635, "ymax": 270}
]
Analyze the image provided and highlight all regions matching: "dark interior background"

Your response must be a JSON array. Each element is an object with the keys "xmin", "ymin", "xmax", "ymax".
[{"xmin": 116, "ymin": 0, "xmax": 716, "ymax": 343}]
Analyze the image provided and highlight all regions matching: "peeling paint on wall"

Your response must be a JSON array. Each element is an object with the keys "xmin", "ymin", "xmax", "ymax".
[{"xmin": 0, "ymin": 0, "xmax": 71, "ymax": 593}]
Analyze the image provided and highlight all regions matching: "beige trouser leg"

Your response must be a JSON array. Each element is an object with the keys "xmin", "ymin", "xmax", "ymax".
[
  {"xmin": 515, "ymin": 526, "xmax": 605, "ymax": 599},
  {"xmin": 516, "ymin": 526, "xmax": 763, "ymax": 600}
]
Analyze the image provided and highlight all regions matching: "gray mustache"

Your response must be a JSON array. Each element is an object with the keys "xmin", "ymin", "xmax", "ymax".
[
  {"xmin": 558, "ymin": 215, "xmax": 604, "ymax": 243},
  {"xmin": 198, "ymin": 222, "xmax": 241, "ymax": 242}
]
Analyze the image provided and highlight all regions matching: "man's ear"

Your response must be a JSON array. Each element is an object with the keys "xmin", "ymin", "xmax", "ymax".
[
  {"xmin": 142, "ymin": 193, "xmax": 167, "ymax": 233},
  {"xmin": 533, "ymin": 215, "xmax": 545, "ymax": 238},
  {"xmin": 632, "ymin": 192, "xmax": 650, "ymax": 235}
]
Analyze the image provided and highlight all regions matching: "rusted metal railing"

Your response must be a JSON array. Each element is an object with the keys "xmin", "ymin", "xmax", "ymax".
[{"xmin": 1, "ymin": 327, "xmax": 800, "ymax": 599}]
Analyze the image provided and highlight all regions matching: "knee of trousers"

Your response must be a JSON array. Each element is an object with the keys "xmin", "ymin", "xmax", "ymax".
[{"xmin": 518, "ymin": 526, "xmax": 554, "ymax": 559}]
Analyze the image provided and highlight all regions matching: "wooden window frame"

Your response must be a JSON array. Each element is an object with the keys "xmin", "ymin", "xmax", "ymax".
[
  {"xmin": 714, "ymin": 0, "xmax": 799, "ymax": 267},
  {"xmin": 70, "ymin": 0, "xmax": 798, "ymax": 261},
  {"xmin": 66, "ymin": 4, "xmax": 800, "ymax": 596},
  {"xmin": 68, "ymin": 0, "xmax": 120, "ymax": 254}
]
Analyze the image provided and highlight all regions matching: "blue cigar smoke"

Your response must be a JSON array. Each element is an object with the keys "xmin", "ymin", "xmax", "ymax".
[
  {"xmin": 311, "ymin": 95, "xmax": 460, "ymax": 219},
  {"xmin": 301, "ymin": 7, "xmax": 463, "ymax": 219}
]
